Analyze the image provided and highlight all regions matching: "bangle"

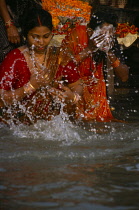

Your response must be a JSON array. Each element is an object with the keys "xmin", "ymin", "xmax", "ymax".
[
  {"xmin": 5, "ymin": 20, "xmax": 14, "ymax": 28},
  {"xmin": 111, "ymin": 58, "xmax": 120, "ymax": 68},
  {"xmin": 44, "ymin": 74, "xmax": 50, "ymax": 81},
  {"xmin": 23, "ymin": 82, "xmax": 35, "ymax": 94},
  {"xmin": 72, "ymin": 93, "xmax": 81, "ymax": 104}
]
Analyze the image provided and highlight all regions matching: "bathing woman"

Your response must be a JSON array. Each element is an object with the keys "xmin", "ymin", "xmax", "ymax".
[{"xmin": 0, "ymin": 8, "xmax": 79, "ymax": 125}]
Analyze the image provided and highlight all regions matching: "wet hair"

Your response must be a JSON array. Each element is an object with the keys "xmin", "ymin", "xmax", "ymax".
[
  {"xmin": 88, "ymin": 11, "xmax": 118, "ymax": 30},
  {"xmin": 21, "ymin": 8, "xmax": 53, "ymax": 38}
]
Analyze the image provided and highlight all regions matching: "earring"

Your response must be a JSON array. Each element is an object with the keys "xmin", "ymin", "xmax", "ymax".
[{"xmin": 22, "ymin": 36, "xmax": 26, "ymax": 44}]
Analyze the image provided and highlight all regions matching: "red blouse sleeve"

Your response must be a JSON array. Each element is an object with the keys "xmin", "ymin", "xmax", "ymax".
[
  {"xmin": 0, "ymin": 49, "xmax": 31, "ymax": 90},
  {"xmin": 56, "ymin": 61, "xmax": 80, "ymax": 84}
]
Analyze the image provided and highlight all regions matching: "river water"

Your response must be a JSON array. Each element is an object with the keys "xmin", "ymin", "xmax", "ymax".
[{"xmin": 0, "ymin": 89, "xmax": 139, "ymax": 210}]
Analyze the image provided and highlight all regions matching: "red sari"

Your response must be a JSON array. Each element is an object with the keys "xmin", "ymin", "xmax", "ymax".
[
  {"xmin": 0, "ymin": 47, "xmax": 60, "ymax": 125},
  {"xmin": 57, "ymin": 25, "xmax": 114, "ymax": 122}
]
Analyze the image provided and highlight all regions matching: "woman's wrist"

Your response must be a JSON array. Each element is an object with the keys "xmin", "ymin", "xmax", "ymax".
[
  {"xmin": 108, "ymin": 50, "xmax": 120, "ymax": 68},
  {"xmin": 72, "ymin": 93, "xmax": 81, "ymax": 104},
  {"xmin": 111, "ymin": 58, "xmax": 120, "ymax": 68},
  {"xmin": 23, "ymin": 82, "xmax": 36, "ymax": 95},
  {"xmin": 5, "ymin": 19, "xmax": 14, "ymax": 29}
]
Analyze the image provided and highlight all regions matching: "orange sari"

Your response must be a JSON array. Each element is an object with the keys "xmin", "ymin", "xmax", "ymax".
[{"xmin": 58, "ymin": 25, "xmax": 114, "ymax": 122}]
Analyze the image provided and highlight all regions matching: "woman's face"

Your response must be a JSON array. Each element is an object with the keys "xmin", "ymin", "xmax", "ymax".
[
  {"xmin": 100, "ymin": 22, "xmax": 115, "ymax": 36},
  {"xmin": 99, "ymin": 23, "xmax": 115, "ymax": 51},
  {"xmin": 27, "ymin": 26, "xmax": 53, "ymax": 54},
  {"xmin": 89, "ymin": 22, "xmax": 115, "ymax": 52}
]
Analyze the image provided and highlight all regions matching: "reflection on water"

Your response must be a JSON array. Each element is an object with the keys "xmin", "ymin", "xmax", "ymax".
[{"xmin": 0, "ymin": 91, "xmax": 139, "ymax": 210}]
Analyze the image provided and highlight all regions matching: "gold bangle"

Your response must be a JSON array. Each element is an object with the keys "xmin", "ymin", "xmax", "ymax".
[
  {"xmin": 29, "ymin": 83, "xmax": 35, "ymax": 90},
  {"xmin": 24, "ymin": 82, "xmax": 35, "ymax": 94},
  {"xmin": 72, "ymin": 93, "xmax": 81, "ymax": 104},
  {"xmin": 44, "ymin": 74, "xmax": 49, "ymax": 80},
  {"xmin": 111, "ymin": 58, "xmax": 120, "ymax": 68}
]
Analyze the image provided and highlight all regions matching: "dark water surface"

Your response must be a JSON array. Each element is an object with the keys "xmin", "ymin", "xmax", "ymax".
[{"xmin": 0, "ymin": 90, "xmax": 139, "ymax": 210}]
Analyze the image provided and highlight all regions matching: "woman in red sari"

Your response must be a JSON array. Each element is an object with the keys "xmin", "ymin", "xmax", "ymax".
[
  {"xmin": 57, "ymin": 11, "xmax": 129, "ymax": 122},
  {"xmin": 0, "ymin": 8, "xmax": 77, "ymax": 125}
]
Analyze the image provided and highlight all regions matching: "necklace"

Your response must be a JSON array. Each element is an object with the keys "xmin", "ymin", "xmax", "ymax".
[{"xmin": 29, "ymin": 47, "xmax": 49, "ymax": 71}]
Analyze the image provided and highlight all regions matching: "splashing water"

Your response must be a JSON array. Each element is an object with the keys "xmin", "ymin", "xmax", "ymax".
[
  {"xmin": 90, "ymin": 24, "xmax": 115, "ymax": 53},
  {"xmin": 0, "ymin": 89, "xmax": 139, "ymax": 210},
  {"xmin": 0, "ymin": 39, "xmax": 139, "ymax": 210}
]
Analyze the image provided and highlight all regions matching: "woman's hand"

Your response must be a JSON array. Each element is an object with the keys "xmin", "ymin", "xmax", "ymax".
[
  {"xmin": 29, "ymin": 68, "xmax": 52, "ymax": 90},
  {"xmin": 88, "ymin": 24, "xmax": 115, "ymax": 53},
  {"xmin": 6, "ymin": 25, "xmax": 20, "ymax": 44},
  {"xmin": 88, "ymin": 33, "xmax": 106, "ymax": 52},
  {"xmin": 48, "ymin": 84, "xmax": 76, "ymax": 104}
]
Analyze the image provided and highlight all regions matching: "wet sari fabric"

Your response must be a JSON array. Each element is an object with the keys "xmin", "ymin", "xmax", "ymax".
[
  {"xmin": 58, "ymin": 25, "xmax": 114, "ymax": 121},
  {"xmin": 0, "ymin": 47, "xmax": 60, "ymax": 124}
]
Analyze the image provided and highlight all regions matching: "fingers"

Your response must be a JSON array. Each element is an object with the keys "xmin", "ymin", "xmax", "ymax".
[
  {"xmin": 58, "ymin": 84, "xmax": 69, "ymax": 91},
  {"xmin": 7, "ymin": 26, "xmax": 20, "ymax": 44},
  {"xmin": 8, "ymin": 35, "xmax": 20, "ymax": 44},
  {"xmin": 91, "ymin": 34, "xmax": 105, "ymax": 41},
  {"xmin": 48, "ymin": 88, "xmax": 64, "ymax": 100},
  {"xmin": 90, "ymin": 33, "xmax": 115, "ymax": 52},
  {"xmin": 89, "ymin": 34, "xmax": 105, "ymax": 50},
  {"xmin": 48, "ymin": 86, "xmax": 72, "ymax": 102},
  {"xmin": 92, "ymin": 34, "xmax": 105, "ymax": 45}
]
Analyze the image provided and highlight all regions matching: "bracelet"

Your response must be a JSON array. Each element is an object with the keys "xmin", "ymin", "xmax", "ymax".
[
  {"xmin": 44, "ymin": 74, "xmax": 50, "ymax": 81},
  {"xmin": 5, "ymin": 20, "xmax": 14, "ymax": 28},
  {"xmin": 111, "ymin": 58, "xmax": 120, "ymax": 68},
  {"xmin": 72, "ymin": 93, "xmax": 81, "ymax": 104},
  {"xmin": 23, "ymin": 82, "xmax": 35, "ymax": 95}
]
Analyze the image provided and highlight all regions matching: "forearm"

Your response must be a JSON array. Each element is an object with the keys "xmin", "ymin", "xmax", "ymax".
[
  {"xmin": 0, "ymin": 82, "xmax": 37, "ymax": 106},
  {"xmin": 0, "ymin": 0, "xmax": 11, "ymax": 22},
  {"xmin": 108, "ymin": 50, "xmax": 129, "ymax": 82},
  {"xmin": 0, "ymin": 87, "xmax": 26, "ymax": 106}
]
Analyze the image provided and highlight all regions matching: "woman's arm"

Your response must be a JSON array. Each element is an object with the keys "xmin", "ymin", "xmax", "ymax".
[
  {"xmin": 108, "ymin": 50, "xmax": 129, "ymax": 82},
  {"xmin": 0, "ymin": 70, "xmax": 55, "ymax": 107},
  {"xmin": 0, "ymin": 0, "xmax": 11, "ymax": 22},
  {"xmin": 0, "ymin": 0, "xmax": 20, "ymax": 44},
  {"xmin": 0, "ymin": 87, "xmax": 26, "ymax": 107},
  {"xmin": 0, "ymin": 49, "xmax": 55, "ymax": 107}
]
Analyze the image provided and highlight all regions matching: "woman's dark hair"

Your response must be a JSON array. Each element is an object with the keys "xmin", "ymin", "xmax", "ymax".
[
  {"xmin": 88, "ymin": 11, "xmax": 118, "ymax": 30},
  {"xmin": 21, "ymin": 8, "xmax": 53, "ymax": 38}
]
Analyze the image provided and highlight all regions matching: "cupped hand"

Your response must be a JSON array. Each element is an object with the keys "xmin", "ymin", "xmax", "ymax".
[
  {"xmin": 6, "ymin": 25, "xmax": 20, "ymax": 44},
  {"xmin": 48, "ymin": 84, "xmax": 75, "ymax": 104}
]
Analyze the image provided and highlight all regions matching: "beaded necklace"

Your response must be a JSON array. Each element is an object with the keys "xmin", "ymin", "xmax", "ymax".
[{"xmin": 29, "ymin": 46, "xmax": 49, "ymax": 71}]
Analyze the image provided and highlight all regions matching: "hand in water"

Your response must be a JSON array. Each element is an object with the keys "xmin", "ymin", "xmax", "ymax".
[
  {"xmin": 29, "ymin": 68, "xmax": 52, "ymax": 89},
  {"xmin": 48, "ymin": 84, "xmax": 75, "ymax": 104}
]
